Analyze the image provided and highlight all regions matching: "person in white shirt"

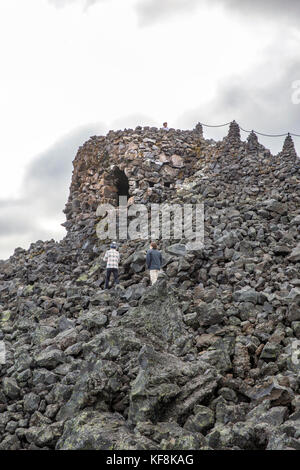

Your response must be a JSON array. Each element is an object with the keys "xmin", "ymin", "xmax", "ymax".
[
  {"xmin": 162, "ymin": 122, "xmax": 169, "ymax": 131},
  {"xmin": 104, "ymin": 242, "xmax": 120, "ymax": 289}
]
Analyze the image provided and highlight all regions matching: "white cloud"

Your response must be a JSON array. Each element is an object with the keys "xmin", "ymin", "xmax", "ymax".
[{"xmin": 48, "ymin": 0, "xmax": 106, "ymax": 10}]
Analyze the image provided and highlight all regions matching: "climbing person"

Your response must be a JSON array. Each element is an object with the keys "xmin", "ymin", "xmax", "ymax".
[
  {"xmin": 162, "ymin": 122, "xmax": 169, "ymax": 131},
  {"xmin": 104, "ymin": 242, "xmax": 120, "ymax": 289},
  {"xmin": 146, "ymin": 241, "xmax": 163, "ymax": 285}
]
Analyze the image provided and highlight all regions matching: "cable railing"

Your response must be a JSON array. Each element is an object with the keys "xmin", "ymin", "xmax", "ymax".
[{"xmin": 199, "ymin": 121, "xmax": 300, "ymax": 138}]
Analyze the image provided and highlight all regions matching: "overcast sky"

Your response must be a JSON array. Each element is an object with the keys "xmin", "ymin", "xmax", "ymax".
[{"xmin": 0, "ymin": 0, "xmax": 299, "ymax": 259}]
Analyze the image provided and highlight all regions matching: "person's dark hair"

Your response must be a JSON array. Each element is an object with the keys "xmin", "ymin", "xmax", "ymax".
[{"xmin": 151, "ymin": 241, "xmax": 158, "ymax": 249}]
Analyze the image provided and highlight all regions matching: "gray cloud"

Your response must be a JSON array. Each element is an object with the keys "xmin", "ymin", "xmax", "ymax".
[
  {"xmin": 24, "ymin": 123, "xmax": 106, "ymax": 214},
  {"xmin": 217, "ymin": 0, "xmax": 300, "ymax": 18},
  {"xmin": 135, "ymin": 0, "xmax": 300, "ymax": 26},
  {"xmin": 0, "ymin": 123, "xmax": 104, "ymax": 260},
  {"xmin": 135, "ymin": 0, "xmax": 200, "ymax": 26},
  {"xmin": 0, "ymin": 205, "xmax": 33, "ymax": 236},
  {"xmin": 176, "ymin": 57, "xmax": 300, "ymax": 155}
]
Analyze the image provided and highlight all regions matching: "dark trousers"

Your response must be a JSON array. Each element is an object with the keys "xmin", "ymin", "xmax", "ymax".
[{"xmin": 105, "ymin": 268, "xmax": 119, "ymax": 289}]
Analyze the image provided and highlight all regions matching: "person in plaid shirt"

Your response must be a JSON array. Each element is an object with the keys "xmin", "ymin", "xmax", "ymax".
[{"xmin": 104, "ymin": 242, "xmax": 120, "ymax": 289}]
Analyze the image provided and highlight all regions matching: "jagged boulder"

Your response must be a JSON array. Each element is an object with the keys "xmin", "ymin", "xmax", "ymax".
[
  {"xmin": 117, "ymin": 279, "xmax": 193, "ymax": 356},
  {"xmin": 56, "ymin": 411, "xmax": 157, "ymax": 450},
  {"xmin": 128, "ymin": 344, "xmax": 221, "ymax": 425}
]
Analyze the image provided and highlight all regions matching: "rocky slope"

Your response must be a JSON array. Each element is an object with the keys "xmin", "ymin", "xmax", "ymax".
[{"xmin": 0, "ymin": 122, "xmax": 300, "ymax": 450}]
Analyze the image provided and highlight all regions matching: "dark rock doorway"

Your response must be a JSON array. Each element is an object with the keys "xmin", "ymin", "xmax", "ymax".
[{"xmin": 113, "ymin": 167, "xmax": 130, "ymax": 199}]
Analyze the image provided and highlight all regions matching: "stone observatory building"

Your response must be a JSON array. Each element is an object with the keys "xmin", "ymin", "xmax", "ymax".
[{"xmin": 62, "ymin": 121, "xmax": 299, "ymax": 253}]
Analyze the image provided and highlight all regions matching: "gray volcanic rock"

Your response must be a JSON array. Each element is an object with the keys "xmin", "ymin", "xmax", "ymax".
[
  {"xmin": 1, "ymin": 123, "xmax": 300, "ymax": 450},
  {"xmin": 117, "ymin": 279, "xmax": 192, "ymax": 356},
  {"xmin": 2, "ymin": 377, "xmax": 20, "ymax": 400},
  {"xmin": 56, "ymin": 410, "xmax": 158, "ymax": 450},
  {"xmin": 128, "ymin": 344, "xmax": 220, "ymax": 426},
  {"xmin": 288, "ymin": 243, "xmax": 300, "ymax": 262}
]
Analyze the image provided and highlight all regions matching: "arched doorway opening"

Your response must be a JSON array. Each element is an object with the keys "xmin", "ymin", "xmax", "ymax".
[{"xmin": 113, "ymin": 167, "xmax": 130, "ymax": 199}]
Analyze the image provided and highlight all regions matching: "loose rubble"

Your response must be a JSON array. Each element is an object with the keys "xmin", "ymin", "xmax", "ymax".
[{"xmin": 0, "ymin": 122, "xmax": 300, "ymax": 450}]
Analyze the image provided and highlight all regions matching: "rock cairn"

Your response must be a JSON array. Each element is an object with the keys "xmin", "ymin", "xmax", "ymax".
[
  {"xmin": 221, "ymin": 120, "xmax": 242, "ymax": 156},
  {"xmin": 194, "ymin": 122, "xmax": 203, "ymax": 137},
  {"xmin": 246, "ymin": 131, "xmax": 259, "ymax": 153},
  {"xmin": 281, "ymin": 133, "xmax": 298, "ymax": 159}
]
